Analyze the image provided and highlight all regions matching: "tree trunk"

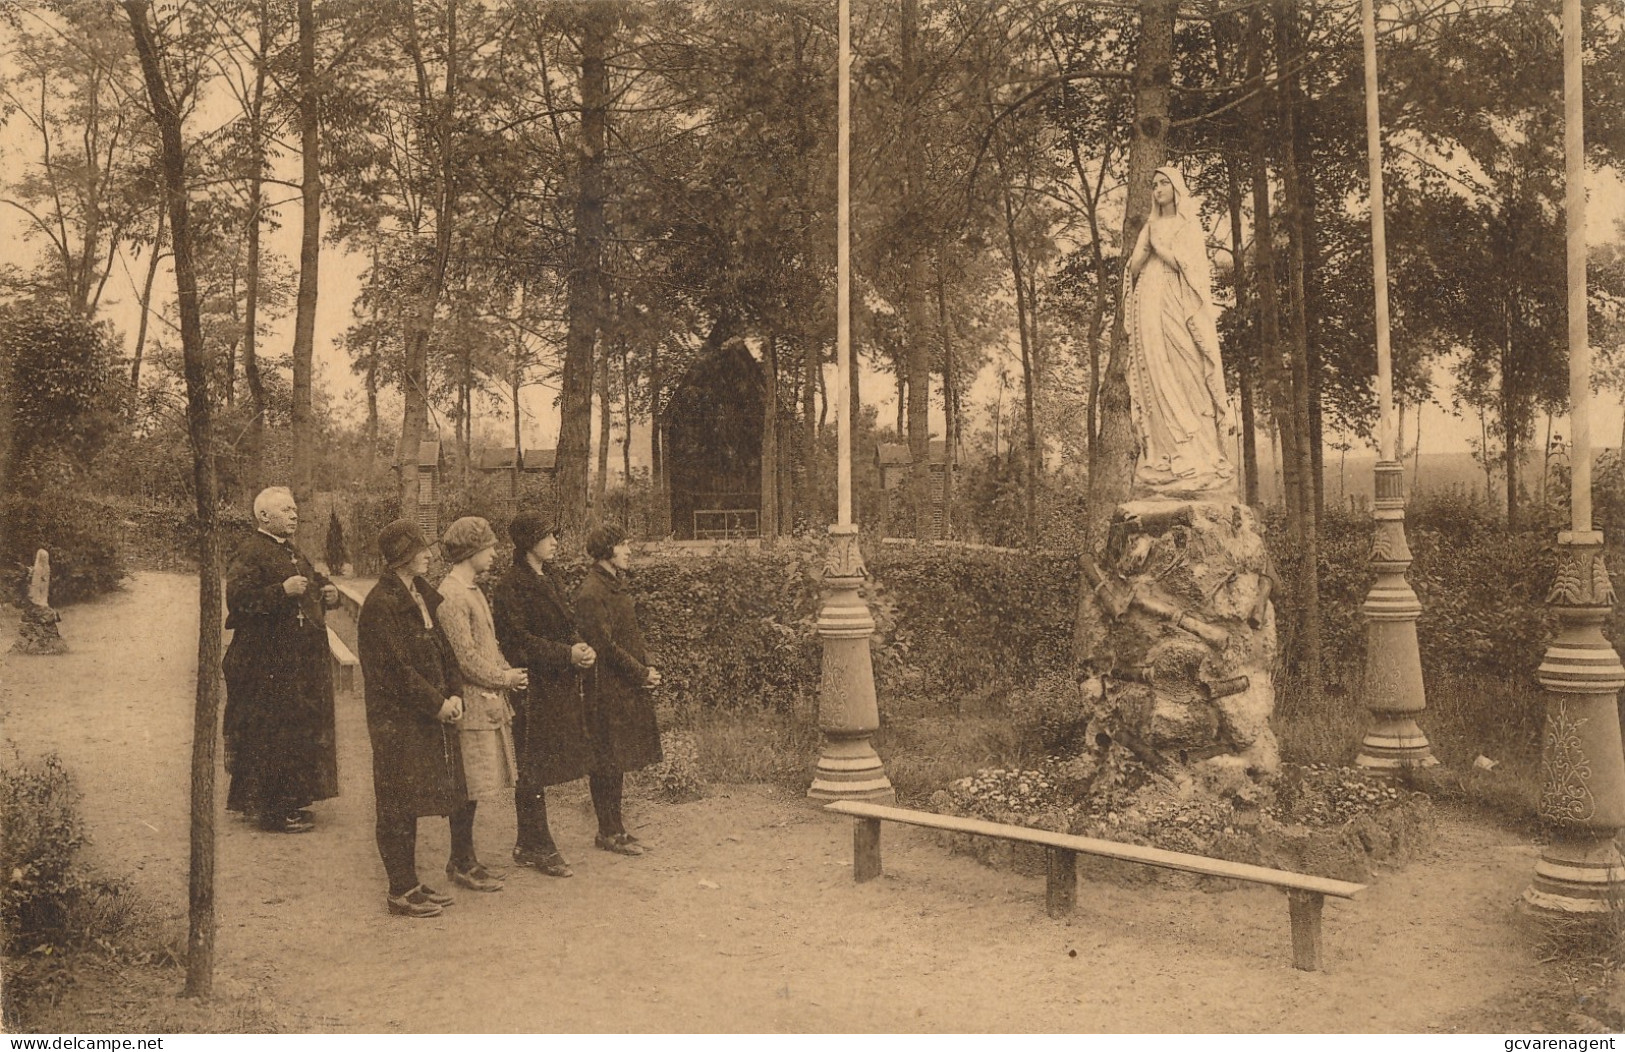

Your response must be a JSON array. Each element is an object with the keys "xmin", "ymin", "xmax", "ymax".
[
  {"xmin": 650, "ymin": 338, "xmax": 667, "ymax": 535},
  {"xmin": 1225, "ymin": 157, "xmax": 1260, "ymax": 506},
  {"xmin": 993, "ymin": 371, "xmax": 1004, "ymax": 460},
  {"xmin": 1541, "ymin": 410, "xmax": 1552, "ymax": 507},
  {"xmin": 803, "ymin": 337, "xmax": 822, "ymax": 527},
  {"xmin": 595, "ymin": 335, "xmax": 613, "ymax": 507},
  {"xmin": 361, "ymin": 245, "xmax": 381, "ymax": 473},
  {"xmin": 459, "ymin": 307, "xmax": 473, "ymax": 485},
  {"xmin": 1275, "ymin": 0, "xmax": 1320, "ymax": 701},
  {"xmin": 900, "ymin": 0, "xmax": 934, "ymax": 541},
  {"xmin": 123, "ymin": 0, "xmax": 222, "ymax": 999},
  {"xmin": 1503, "ymin": 316, "xmax": 1519, "ymax": 529},
  {"xmin": 237, "ymin": 0, "xmax": 272, "ymax": 500},
  {"xmin": 621, "ymin": 340, "xmax": 632, "ymax": 518},
  {"xmin": 242, "ymin": 165, "xmax": 265, "ymax": 501},
  {"xmin": 1246, "ymin": 8, "xmax": 1298, "ymax": 533},
  {"xmin": 1412, "ymin": 401, "xmax": 1423, "ymax": 491},
  {"xmin": 1088, "ymin": 0, "xmax": 1175, "ymax": 542},
  {"xmin": 129, "ymin": 205, "xmax": 166, "ymax": 421},
  {"xmin": 555, "ymin": 5, "xmax": 615, "ymax": 538},
  {"xmin": 397, "ymin": 0, "xmax": 461, "ymax": 520},
  {"xmin": 762, "ymin": 333, "xmax": 780, "ymax": 539},
  {"xmin": 936, "ymin": 251, "xmax": 958, "ymax": 534},
  {"xmin": 290, "ymin": 0, "xmax": 320, "ymax": 512},
  {"xmin": 512, "ymin": 336, "xmax": 522, "ymax": 505},
  {"xmin": 997, "ymin": 164, "xmax": 1039, "ymax": 549}
]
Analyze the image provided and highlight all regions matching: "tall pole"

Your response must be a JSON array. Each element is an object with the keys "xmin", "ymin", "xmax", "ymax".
[
  {"xmin": 810, "ymin": 0, "xmax": 893, "ymax": 802},
  {"xmin": 1525, "ymin": 0, "xmax": 1625, "ymax": 913},
  {"xmin": 1355, "ymin": 0, "xmax": 1433, "ymax": 770},
  {"xmin": 837, "ymin": 0, "xmax": 852, "ymax": 530}
]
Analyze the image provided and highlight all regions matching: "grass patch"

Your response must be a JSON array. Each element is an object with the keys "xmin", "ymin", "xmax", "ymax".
[
  {"xmin": 680, "ymin": 691, "xmax": 1029, "ymax": 805},
  {"xmin": 682, "ymin": 702, "xmax": 822, "ymax": 792},
  {"xmin": 1277, "ymin": 667, "xmax": 1546, "ymax": 831},
  {"xmin": 7, "ymin": 957, "xmax": 284, "ymax": 1034},
  {"xmin": 875, "ymin": 713, "xmax": 1027, "ymax": 804}
]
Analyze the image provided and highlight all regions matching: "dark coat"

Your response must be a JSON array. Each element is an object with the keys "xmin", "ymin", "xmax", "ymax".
[
  {"xmin": 357, "ymin": 572, "xmax": 466, "ymax": 817},
  {"xmin": 492, "ymin": 560, "xmax": 593, "ymax": 787},
  {"xmin": 221, "ymin": 531, "xmax": 339, "ymax": 814},
  {"xmin": 574, "ymin": 564, "xmax": 662, "ymax": 774}
]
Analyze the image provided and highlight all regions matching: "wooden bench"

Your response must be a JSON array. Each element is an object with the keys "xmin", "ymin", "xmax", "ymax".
[
  {"xmin": 331, "ymin": 579, "xmax": 372, "ymax": 620},
  {"xmin": 327, "ymin": 626, "xmax": 359, "ymax": 695},
  {"xmin": 824, "ymin": 800, "xmax": 1366, "ymax": 971}
]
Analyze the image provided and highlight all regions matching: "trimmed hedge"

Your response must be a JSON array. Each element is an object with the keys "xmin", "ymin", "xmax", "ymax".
[
  {"xmin": 1272, "ymin": 499, "xmax": 1595, "ymax": 687},
  {"xmin": 607, "ymin": 540, "xmax": 1077, "ymax": 717},
  {"xmin": 866, "ymin": 543, "xmax": 1079, "ymax": 697},
  {"xmin": 96, "ymin": 490, "xmax": 1615, "ymax": 714},
  {"xmin": 624, "ymin": 541, "xmax": 827, "ymax": 713}
]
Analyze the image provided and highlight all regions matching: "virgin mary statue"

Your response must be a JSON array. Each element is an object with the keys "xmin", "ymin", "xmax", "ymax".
[{"xmin": 1123, "ymin": 166, "xmax": 1237, "ymax": 499}]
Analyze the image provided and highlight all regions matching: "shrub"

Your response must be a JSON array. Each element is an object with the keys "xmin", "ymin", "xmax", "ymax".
[
  {"xmin": 348, "ymin": 492, "xmax": 403, "ymax": 577},
  {"xmin": 1, "ymin": 496, "xmax": 127, "ymax": 604},
  {"xmin": 107, "ymin": 499, "xmax": 255, "ymax": 574},
  {"xmin": 1004, "ymin": 672, "xmax": 1093, "ymax": 754},
  {"xmin": 636, "ymin": 727, "xmax": 706, "ymax": 801},
  {"xmin": 324, "ymin": 510, "xmax": 349, "ymax": 573},
  {"xmin": 0, "ymin": 303, "xmax": 121, "ymax": 499},
  {"xmin": 0, "ymin": 755, "xmax": 88, "ymax": 953}
]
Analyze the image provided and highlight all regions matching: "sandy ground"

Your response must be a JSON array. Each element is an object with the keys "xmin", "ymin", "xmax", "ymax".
[{"xmin": 0, "ymin": 571, "xmax": 1610, "ymax": 1033}]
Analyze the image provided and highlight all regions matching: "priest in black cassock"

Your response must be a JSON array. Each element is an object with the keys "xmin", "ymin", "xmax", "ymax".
[{"xmin": 222, "ymin": 486, "xmax": 341, "ymax": 833}]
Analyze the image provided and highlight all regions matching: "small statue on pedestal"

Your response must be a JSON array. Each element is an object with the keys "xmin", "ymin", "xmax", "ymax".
[{"xmin": 13, "ymin": 549, "xmax": 68, "ymax": 655}]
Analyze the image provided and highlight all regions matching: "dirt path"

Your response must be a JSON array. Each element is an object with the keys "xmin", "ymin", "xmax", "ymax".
[{"xmin": 0, "ymin": 572, "xmax": 1594, "ymax": 1032}]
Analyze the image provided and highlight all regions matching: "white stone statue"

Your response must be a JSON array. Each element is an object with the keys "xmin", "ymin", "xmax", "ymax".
[{"xmin": 1123, "ymin": 165, "xmax": 1237, "ymax": 500}]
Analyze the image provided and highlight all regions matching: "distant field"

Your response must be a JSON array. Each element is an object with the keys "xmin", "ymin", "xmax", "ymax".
[{"xmin": 1250, "ymin": 448, "xmax": 1610, "ymax": 509}]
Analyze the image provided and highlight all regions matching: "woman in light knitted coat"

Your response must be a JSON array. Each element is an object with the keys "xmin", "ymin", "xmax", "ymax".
[{"xmin": 436, "ymin": 516, "xmax": 525, "ymax": 892}]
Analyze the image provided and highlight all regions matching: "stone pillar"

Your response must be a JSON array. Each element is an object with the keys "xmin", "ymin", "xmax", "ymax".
[
  {"xmin": 1524, "ymin": 531, "xmax": 1625, "ymax": 911},
  {"xmin": 808, "ymin": 524, "xmax": 894, "ymax": 802},
  {"xmin": 12, "ymin": 549, "xmax": 67, "ymax": 655},
  {"xmin": 1075, "ymin": 501, "xmax": 1280, "ymax": 776},
  {"xmin": 1356, "ymin": 460, "xmax": 1434, "ymax": 769}
]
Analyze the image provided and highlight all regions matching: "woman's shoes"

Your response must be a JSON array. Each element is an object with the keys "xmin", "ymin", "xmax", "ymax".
[
  {"xmin": 594, "ymin": 832, "xmax": 644, "ymax": 856},
  {"xmin": 446, "ymin": 861, "xmax": 505, "ymax": 892},
  {"xmin": 417, "ymin": 884, "xmax": 456, "ymax": 906},
  {"xmin": 386, "ymin": 885, "xmax": 445, "ymax": 918},
  {"xmin": 257, "ymin": 810, "xmax": 315, "ymax": 834},
  {"xmin": 513, "ymin": 846, "xmax": 574, "ymax": 877}
]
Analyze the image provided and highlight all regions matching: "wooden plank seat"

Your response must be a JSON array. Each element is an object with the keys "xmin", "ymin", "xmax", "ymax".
[
  {"xmin": 327, "ymin": 626, "xmax": 359, "ymax": 695},
  {"xmin": 824, "ymin": 800, "xmax": 1366, "ymax": 971},
  {"xmin": 331, "ymin": 579, "xmax": 371, "ymax": 619}
]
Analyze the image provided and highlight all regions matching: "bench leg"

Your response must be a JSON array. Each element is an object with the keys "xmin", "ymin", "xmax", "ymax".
[
  {"xmin": 1046, "ymin": 848, "xmax": 1077, "ymax": 917},
  {"xmin": 1287, "ymin": 890, "xmax": 1324, "ymax": 971},
  {"xmin": 854, "ymin": 818, "xmax": 882, "ymax": 882}
]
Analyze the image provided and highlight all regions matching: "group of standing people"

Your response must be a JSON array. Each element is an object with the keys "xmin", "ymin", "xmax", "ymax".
[{"xmin": 221, "ymin": 487, "xmax": 663, "ymax": 920}]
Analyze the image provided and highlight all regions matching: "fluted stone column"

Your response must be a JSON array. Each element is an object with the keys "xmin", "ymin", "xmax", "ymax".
[
  {"xmin": 1525, "ymin": 532, "xmax": 1625, "ymax": 911},
  {"xmin": 1525, "ymin": 0, "xmax": 1625, "ymax": 913},
  {"xmin": 808, "ymin": 524, "xmax": 894, "ymax": 802},
  {"xmin": 1356, "ymin": 461, "xmax": 1434, "ymax": 769}
]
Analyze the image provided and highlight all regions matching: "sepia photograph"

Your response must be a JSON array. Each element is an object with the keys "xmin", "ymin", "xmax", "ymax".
[{"xmin": 1, "ymin": 0, "xmax": 1624, "ymax": 1036}]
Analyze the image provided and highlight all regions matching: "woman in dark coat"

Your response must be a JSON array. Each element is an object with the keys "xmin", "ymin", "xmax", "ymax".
[
  {"xmin": 491, "ymin": 512, "xmax": 597, "ymax": 877},
  {"xmin": 574, "ymin": 523, "xmax": 663, "ymax": 856},
  {"xmin": 356, "ymin": 518, "xmax": 479, "ymax": 918}
]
